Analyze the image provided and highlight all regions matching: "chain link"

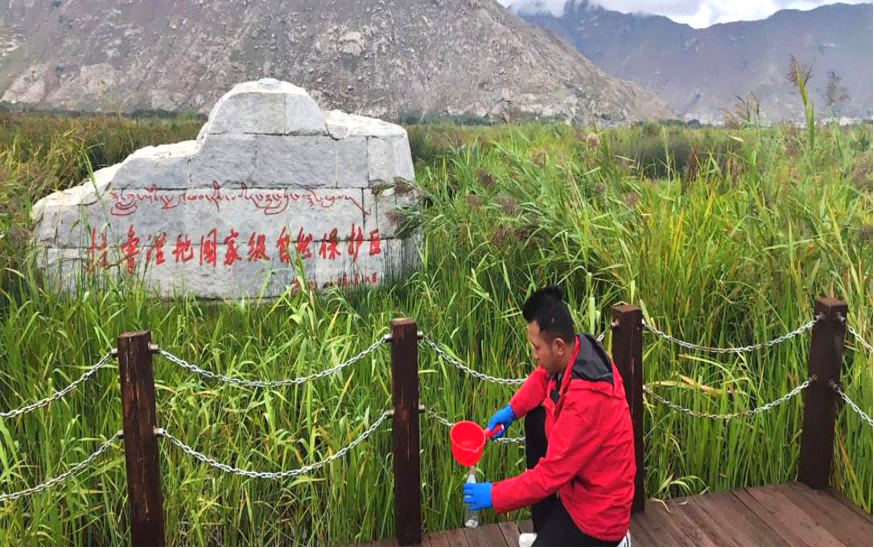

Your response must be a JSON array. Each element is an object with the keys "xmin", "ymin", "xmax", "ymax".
[
  {"xmin": 838, "ymin": 315, "xmax": 873, "ymax": 354},
  {"xmin": 422, "ymin": 337, "xmax": 526, "ymax": 386},
  {"xmin": 157, "ymin": 410, "xmax": 390, "ymax": 479},
  {"xmin": 1, "ymin": 353, "xmax": 114, "ymax": 419},
  {"xmin": 425, "ymin": 407, "xmax": 456, "ymax": 428},
  {"xmin": 0, "ymin": 431, "xmax": 122, "ymax": 503},
  {"xmin": 643, "ymin": 377, "xmax": 813, "ymax": 420},
  {"xmin": 157, "ymin": 337, "xmax": 386, "ymax": 389},
  {"xmin": 641, "ymin": 315, "xmax": 821, "ymax": 354},
  {"xmin": 830, "ymin": 380, "xmax": 874, "ymax": 428},
  {"xmin": 423, "ymin": 408, "xmax": 525, "ymax": 445}
]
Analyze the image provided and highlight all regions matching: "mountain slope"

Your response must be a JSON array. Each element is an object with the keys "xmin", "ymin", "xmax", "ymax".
[
  {"xmin": 0, "ymin": 0, "xmax": 672, "ymax": 123},
  {"xmin": 515, "ymin": 1, "xmax": 873, "ymax": 122}
]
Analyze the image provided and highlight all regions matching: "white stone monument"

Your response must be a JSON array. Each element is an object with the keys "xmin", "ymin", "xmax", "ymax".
[{"xmin": 30, "ymin": 79, "xmax": 421, "ymax": 298}]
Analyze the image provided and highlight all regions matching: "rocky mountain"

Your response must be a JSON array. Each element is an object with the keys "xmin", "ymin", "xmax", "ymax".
[
  {"xmin": 513, "ymin": 1, "xmax": 873, "ymax": 123},
  {"xmin": 0, "ymin": 0, "xmax": 672, "ymax": 124}
]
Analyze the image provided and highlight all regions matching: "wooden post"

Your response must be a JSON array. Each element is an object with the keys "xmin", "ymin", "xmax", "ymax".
[
  {"xmin": 612, "ymin": 305, "xmax": 645, "ymax": 513},
  {"xmin": 117, "ymin": 331, "xmax": 165, "ymax": 547},
  {"xmin": 798, "ymin": 298, "xmax": 847, "ymax": 490},
  {"xmin": 390, "ymin": 319, "xmax": 422, "ymax": 546}
]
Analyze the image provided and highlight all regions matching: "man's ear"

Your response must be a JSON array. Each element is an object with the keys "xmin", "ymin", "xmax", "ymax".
[{"xmin": 553, "ymin": 337, "xmax": 566, "ymax": 355}]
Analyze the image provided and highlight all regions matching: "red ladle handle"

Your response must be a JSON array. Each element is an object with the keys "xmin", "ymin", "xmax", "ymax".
[{"xmin": 484, "ymin": 425, "xmax": 504, "ymax": 439}]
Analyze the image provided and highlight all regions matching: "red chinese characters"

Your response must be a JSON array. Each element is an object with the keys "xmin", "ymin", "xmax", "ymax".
[
  {"xmin": 174, "ymin": 235, "xmax": 195, "ymax": 263},
  {"xmin": 348, "ymin": 224, "xmax": 365, "ymax": 263},
  {"xmin": 86, "ymin": 228, "xmax": 108, "ymax": 272},
  {"xmin": 120, "ymin": 225, "xmax": 141, "ymax": 273},
  {"xmin": 296, "ymin": 228, "xmax": 314, "ymax": 259},
  {"xmin": 224, "ymin": 229, "xmax": 242, "ymax": 266},
  {"xmin": 337, "ymin": 272, "xmax": 379, "ymax": 288},
  {"xmin": 200, "ymin": 229, "xmax": 218, "ymax": 267},
  {"xmin": 248, "ymin": 232, "xmax": 270, "ymax": 261},
  {"xmin": 80, "ymin": 223, "xmax": 386, "ymax": 278},
  {"xmin": 145, "ymin": 233, "xmax": 167, "ymax": 267},
  {"xmin": 369, "ymin": 229, "xmax": 381, "ymax": 256},
  {"xmin": 318, "ymin": 229, "xmax": 341, "ymax": 260},
  {"xmin": 277, "ymin": 227, "xmax": 292, "ymax": 265}
]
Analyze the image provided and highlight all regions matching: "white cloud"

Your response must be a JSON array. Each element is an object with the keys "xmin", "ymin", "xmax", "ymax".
[{"xmin": 501, "ymin": 0, "xmax": 873, "ymax": 28}]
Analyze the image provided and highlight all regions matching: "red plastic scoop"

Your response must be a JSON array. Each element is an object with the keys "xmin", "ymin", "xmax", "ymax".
[{"xmin": 450, "ymin": 421, "xmax": 503, "ymax": 467}]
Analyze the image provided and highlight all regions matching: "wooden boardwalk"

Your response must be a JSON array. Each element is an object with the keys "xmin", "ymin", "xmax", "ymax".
[{"xmin": 364, "ymin": 482, "xmax": 872, "ymax": 547}]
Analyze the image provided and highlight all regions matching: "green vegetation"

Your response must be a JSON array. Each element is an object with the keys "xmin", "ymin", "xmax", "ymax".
[{"xmin": 0, "ymin": 111, "xmax": 871, "ymax": 545}]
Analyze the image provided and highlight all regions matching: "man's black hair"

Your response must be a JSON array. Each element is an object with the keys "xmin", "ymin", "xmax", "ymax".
[{"xmin": 522, "ymin": 286, "xmax": 575, "ymax": 344}]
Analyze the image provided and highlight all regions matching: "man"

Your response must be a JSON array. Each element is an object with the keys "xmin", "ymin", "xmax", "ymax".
[{"xmin": 462, "ymin": 286, "xmax": 635, "ymax": 547}]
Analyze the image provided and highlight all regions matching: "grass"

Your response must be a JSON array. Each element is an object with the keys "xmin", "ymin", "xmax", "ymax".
[{"xmin": 0, "ymin": 111, "xmax": 871, "ymax": 545}]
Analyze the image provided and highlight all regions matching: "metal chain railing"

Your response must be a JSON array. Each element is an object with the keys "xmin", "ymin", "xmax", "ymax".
[
  {"xmin": 423, "ymin": 408, "xmax": 525, "ymax": 446},
  {"xmin": 838, "ymin": 315, "xmax": 873, "ymax": 354},
  {"xmin": 830, "ymin": 380, "xmax": 874, "ymax": 428},
  {"xmin": 157, "ymin": 336, "xmax": 386, "ymax": 389},
  {"xmin": 1, "ymin": 353, "xmax": 114, "ymax": 419},
  {"xmin": 156, "ymin": 410, "xmax": 391, "ymax": 479},
  {"xmin": 421, "ymin": 330, "xmax": 607, "ymax": 388},
  {"xmin": 642, "ymin": 315, "xmax": 821, "ymax": 354},
  {"xmin": 846, "ymin": 325, "xmax": 874, "ymax": 354},
  {"xmin": 423, "ymin": 336, "xmax": 526, "ymax": 386},
  {"xmin": 0, "ymin": 431, "xmax": 123, "ymax": 503},
  {"xmin": 643, "ymin": 377, "xmax": 813, "ymax": 420}
]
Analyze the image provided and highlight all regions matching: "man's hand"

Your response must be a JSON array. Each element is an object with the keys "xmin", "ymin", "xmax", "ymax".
[
  {"xmin": 486, "ymin": 405, "xmax": 515, "ymax": 439},
  {"xmin": 463, "ymin": 482, "xmax": 493, "ymax": 511}
]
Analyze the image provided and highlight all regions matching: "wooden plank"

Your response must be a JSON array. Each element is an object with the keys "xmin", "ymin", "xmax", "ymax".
[
  {"xmin": 825, "ymin": 487, "xmax": 873, "ymax": 523},
  {"xmin": 460, "ymin": 526, "xmax": 482, "ymax": 547},
  {"xmin": 651, "ymin": 499, "xmax": 730, "ymax": 547},
  {"xmin": 631, "ymin": 506, "xmax": 665, "ymax": 545},
  {"xmin": 518, "ymin": 520, "xmax": 534, "ymax": 534},
  {"xmin": 484, "ymin": 524, "xmax": 511, "ymax": 547},
  {"xmin": 497, "ymin": 522, "xmax": 521, "ymax": 547},
  {"xmin": 690, "ymin": 495, "xmax": 750, "ymax": 546},
  {"xmin": 424, "ymin": 531, "xmax": 453, "ymax": 547},
  {"xmin": 778, "ymin": 483, "xmax": 872, "ymax": 547},
  {"xmin": 391, "ymin": 318, "xmax": 422, "ymax": 546},
  {"xmin": 638, "ymin": 504, "xmax": 682, "ymax": 546},
  {"xmin": 636, "ymin": 501, "xmax": 691, "ymax": 546},
  {"xmin": 795, "ymin": 483, "xmax": 871, "ymax": 528},
  {"xmin": 462, "ymin": 524, "xmax": 508, "ymax": 547},
  {"xmin": 646, "ymin": 500, "xmax": 699, "ymax": 546},
  {"xmin": 438, "ymin": 529, "xmax": 470, "ymax": 547},
  {"xmin": 732, "ymin": 488, "xmax": 812, "ymax": 547},
  {"xmin": 745, "ymin": 486, "xmax": 844, "ymax": 546},
  {"xmin": 661, "ymin": 497, "xmax": 730, "ymax": 546},
  {"xmin": 462, "ymin": 529, "xmax": 481, "ymax": 547},
  {"xmin": 629, "ymin": 513, "xmax": 660, "ymax": 547},
  {"xmin": 686, "ymin": 497, "xmax": 744, "ymax": 546},
  {"xmin": 717, "ymin": 491, "xmax": 790, "ymax": 547},
  {"xmin": 695, "ymin": 491, "xmax": 787, "ymax": 547}
]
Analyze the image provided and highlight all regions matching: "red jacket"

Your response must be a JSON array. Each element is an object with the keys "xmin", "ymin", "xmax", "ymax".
[{"xmin": 491, "ymin": 334, "xmax": 635, "ymax": 541}]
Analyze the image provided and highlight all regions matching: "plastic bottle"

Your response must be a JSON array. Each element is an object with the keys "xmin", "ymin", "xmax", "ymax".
[{"xmin": 464, "ymin": 466, "xmax": 479, "ymax": 528}]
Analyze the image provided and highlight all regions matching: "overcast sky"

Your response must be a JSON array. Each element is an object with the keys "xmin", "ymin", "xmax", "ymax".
[{"xmin": 502, "ymin": 0, "xmax": 873, "ymax": 28}]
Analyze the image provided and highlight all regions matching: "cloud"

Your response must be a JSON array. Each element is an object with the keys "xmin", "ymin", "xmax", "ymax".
[{"xmin": 502, "ymin": 0, "xmax": 872, "ymax": 28}]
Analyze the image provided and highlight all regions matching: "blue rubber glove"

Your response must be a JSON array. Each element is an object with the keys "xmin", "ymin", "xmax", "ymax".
[
  {"xmin": 486, "ymin": 404, "xmax": 515, "ymax": 439},
  {"xmin": 463, "ymin": 482, "xmax": 493, "ymax": 511}
]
